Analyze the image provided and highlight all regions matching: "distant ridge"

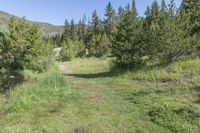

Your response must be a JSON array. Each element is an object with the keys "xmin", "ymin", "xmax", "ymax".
[{"xmin": 0, "ymin": 10, "xmax": 63, "ymax": 36}]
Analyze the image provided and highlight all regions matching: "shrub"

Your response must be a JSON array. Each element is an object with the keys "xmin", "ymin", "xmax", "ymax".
[
  {"xmin": 87, "ymin": 34, "xmax": 110, "ymax": 58},
  {"xmin": 59, "ymin": 39, "xmax": 85, "ymax": 62},
  {"xmin": 0, "ymin": 17, "xmax": 51, "ymax": 89}
]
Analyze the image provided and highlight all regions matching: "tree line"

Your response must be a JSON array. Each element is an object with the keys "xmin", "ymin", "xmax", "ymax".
[{"xmin": 59, "ymin": 0, "xmax": 199, "ymax": 69}]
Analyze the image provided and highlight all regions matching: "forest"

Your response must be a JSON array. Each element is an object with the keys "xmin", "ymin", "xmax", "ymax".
[{"xmin": 0, "ymin": 0, "xmax": 199, "ymax": 132}]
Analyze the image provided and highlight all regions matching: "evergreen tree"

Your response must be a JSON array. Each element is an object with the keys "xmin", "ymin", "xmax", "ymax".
[
  {"xmin": 143, "ymin": 1, "xmax": 161, "ymax": 60},
  {"xmin": 87, "ymin": 33, "xmax": 110, "ymax": 58},
  {"xmin": 59, "ymin": 39, "xmax": 76, "ymax": 61},
  {"xmin": 77, "ymin": 20, "xmax": 83, "ymax": 40},
  {"xmin": 25, "ymin": 24, "xmax": 45, "ymax": 71},
  {"xmin": 0, "ymin": 17, "xmax": 45, "ymax": 88},
  {"xmin": 154, "ymin": 0, "xmax": 197, "ymax": 62},
  {"xmin": 3, "ymin": 17, "xmax": 44, "ymax": 71},
  {"xmin": 181, "ymin": 0, "xmax": 200, "ymax": 35},
  {"xmin": 145, "ymin": 6, "xmax": 151, "ymax": 18},
  {"xmin": 117, "ymin": 6, "xmax": 125, "ymax": 23},
  {"xmin": 59, "ymin": 0, "xmax": 199, "ymax": 66},
  {"xmin": 104, "ymin": 2, "xmax": 117, "ymax": 39},
  {"xmin": 81, "ymin": 15, "xmax": 87, "ymax": 41},
  {"xmin": 51, "ymin": 34, "xmax": 62, "ymax": 47},
  {"xmin": 113, "ymin": 0, "xmax": 146, "ymax": 68},
  {"xmin": 69, "ymin": 19, "xmax": 77, "ymax": 40},
  {"xmin": 151, "ymin": 0, "xmax": 160, "ymax": 24},
  {"xmin": 131, "ymin": 0, "xmax": 138, "ymax": 15},
  {"xmin": 144, "ymin": 6, "xmax": 151, "ymax": 30},
  {"xmin": 61, "ymin": 20, "xmax": 70, "ymax": 42},
  {"xmin": 86, "ymin": 10, "xmax": 110, "ymax": 57},
  {"xmin": 91, "ymin": 10, "xmax": 102, "ymax": 35},
  {"xmin": 161, "ymin": 0, "xmax": 167, "ymax": 14},
  {"xmin": 77, "ymin": 15, "xmax": 87, "ymax": 41}
]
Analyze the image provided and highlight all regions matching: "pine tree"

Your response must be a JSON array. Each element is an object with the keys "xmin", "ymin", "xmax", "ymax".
[
  {"xmin": 144, "ymin": 6, "xmax": 151, "ymax": 30},
  {"xmin": 181, "ymin": 0, "xmax": 200, "ymax": 35},
  {"xmin": 143, "ymin": 1, "xmax": 161, "ymax": 60},
  {"xmin": 117, "ymin": 6, "xmax": 125, "ymax": 23},
  {"xmin": 77, "ymin": 15, "xmax": 87, "ymax": 41},
  {"xmin": 77, "ymin": 20, "xmax": 83, "ymax": 40},
  {"xmin": 86, "ymin": 10, "xmax": 110, "ymax": 57},
  {"xmin": 151, "ymin": 0, "xmax": 160, "ymax": 24},
  {"xmin": 131, "ymin": 0, "xmax": 138, "ymax": 15},
  {"xmin": 161, "ymin": 0, "xmax": 167, "ymax": 14},
  {"xmin": 91, "ymin": 10, "xmax": 102, "ymax": 35},
  {"xmin": 81, "ymin": 15, "xmax": 87, "ymax": 41},
  {"xmin": 51, "ymin": 34, "xmax": 62, "ymax": 47},
  {"xmin": 0, "ymin": 17, "xmax": 45, "ymax": 88},
  {"xmin": 104, "ymin": 2, "xmax": 117, "ymax": 39},
  {"xmin": 61, "ymin": 20, "xmax": 70, "ymax": 42},
  {"xmin": 87, "ymin": 33, "xmax": 110, "ymax": 58},
  {"xmin": 59, "ymin": 39, "xmax": 76, "ymax": 61},
  {"xmin": 113, "ymin": 0, "xmax": 146, "ymax": 68},
  {"xmin": 155, "ymin": 0, "xmax": 196, "ymax": 62},
  {"xmin": 25, "ymin": 23, "xmax": 44, "ymax": 71},
  {"xmin": 3, "ymin": 17, "xmax": 44, "ymax": 71},
  {"xmin": 145, "ymin": 6, "xmax": 151, "ymax": 18},
  {"xmin": 69, "ymin": 19, "xmax": 77, "ymax": 40}
]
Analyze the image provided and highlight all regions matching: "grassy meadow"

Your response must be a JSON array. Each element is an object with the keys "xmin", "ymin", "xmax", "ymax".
[{"xmin": 0, "ymin": 58, "xmax": 199, "ymax": 132}]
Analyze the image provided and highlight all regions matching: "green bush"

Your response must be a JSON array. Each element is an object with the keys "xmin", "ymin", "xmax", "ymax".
[
  {"xmin": 0, "ymin": 17, "xmax": 53, "ymax": 89},
  {"xmin": 59, "ymin": 39, "xmax": 76, "ymax": 61},
  {"xmin": 87, "ymin": 34, "xmax": 110, "ymax": 58},
  {"xmin": 59, "ymin": 39, "xmax": 85, "ymax": 61}
]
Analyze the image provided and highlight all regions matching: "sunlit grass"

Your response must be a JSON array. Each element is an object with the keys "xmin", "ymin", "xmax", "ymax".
[
  {"xmin": 63, "ymin": 58, "xmax": 200, "ymax": 133},
  {"xmin": 0, "ymin": 66, "xmax": 78, "ymax": 132},
  {"xmin": 0, "ymin": 58, "xmax": 200, "ymax": 132}
]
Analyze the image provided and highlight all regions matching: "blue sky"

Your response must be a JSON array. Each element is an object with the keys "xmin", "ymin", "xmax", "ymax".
[{"xmin": 0, "ymin": 0, "xmax": 182, "ymax": 25}]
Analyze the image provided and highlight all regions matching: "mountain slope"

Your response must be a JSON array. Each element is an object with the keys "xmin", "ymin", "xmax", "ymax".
[{"xmin": 0, "ymin": 10, "xmax": 63, "ymax": 36}]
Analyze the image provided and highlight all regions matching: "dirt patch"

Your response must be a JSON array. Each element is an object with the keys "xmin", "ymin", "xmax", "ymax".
[
  {"xmin": 89, "ymin": 95, "xmax": 103, "ymax": 102},
  {"xmin": 73, "ymin": 127, "xmax": 86, "ymax": 133}
]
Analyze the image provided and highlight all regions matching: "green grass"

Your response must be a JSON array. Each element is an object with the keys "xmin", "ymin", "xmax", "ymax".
[
  {"xmin": 60, "ymin": 58, "xmax": 200, "ymax": 133},
  {"xmin": 0, "ymin": 66, "xmax": 78, "ymax": 132},
  {"xmin": 0, "ymin": 58, "xmax": 200, "ymax": 132}
]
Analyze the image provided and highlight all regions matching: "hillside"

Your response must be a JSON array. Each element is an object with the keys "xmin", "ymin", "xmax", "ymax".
[{"xmin": 0, "ymin": 10, "xmax": 63, "ymax": 36}]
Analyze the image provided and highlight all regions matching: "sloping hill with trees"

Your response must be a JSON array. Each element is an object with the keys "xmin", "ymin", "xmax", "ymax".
[{"xmin": 0, "ymin": 10, "xmax": 63, "ymax": 36}]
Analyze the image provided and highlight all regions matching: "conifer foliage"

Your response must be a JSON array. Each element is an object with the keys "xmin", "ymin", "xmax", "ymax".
[
  {"xmin": 59, "ymin": 0, "xmax": 199, "ymax": 68},
  {"xmin": 0, "ymin": 17, "xmax": 50, "ymax": 89},
  {"xmin": 112, "ymin": 1, "xmax": 145, "ymax": 68}
]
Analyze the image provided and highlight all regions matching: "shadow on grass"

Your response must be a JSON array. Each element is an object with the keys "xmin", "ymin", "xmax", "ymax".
[
  {"xmin": 192, "ymin": 86, "xmax": 200, "ymax": 104},
  {"xmin": 65, "ymin": 62, "xmax": 170, "ymax": 79},
  {"xmin": 65, "ymin": 71, "xmax": 112, "ymax": 79},
  {"xmin": 0, "ymin": 73, "xmax": 24, "ymax": 94},
  {"xmin": 65, "ymin": 57, "xmax": 194, "ymax": 80}
]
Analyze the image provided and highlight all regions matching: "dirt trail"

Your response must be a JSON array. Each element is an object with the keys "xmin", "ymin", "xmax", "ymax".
[
  {"xmin": 58, "ymin": 62, "xmax": 101, "ymax": 91},
  {"xmin": 58, "ymin": 64, "xmax": 74, "ymax": 75},
  {"xmin": 58, "ymin": 63, "xmax": 80, "ymax": 81},
  {"xmin": 56, "ymin": 60, "xmax": 140, "ymax": 133}
]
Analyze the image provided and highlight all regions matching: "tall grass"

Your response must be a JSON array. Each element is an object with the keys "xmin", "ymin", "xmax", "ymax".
[{"xmin": 0, "ymin": 65, "xmax": 77, "ymax": 132}]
